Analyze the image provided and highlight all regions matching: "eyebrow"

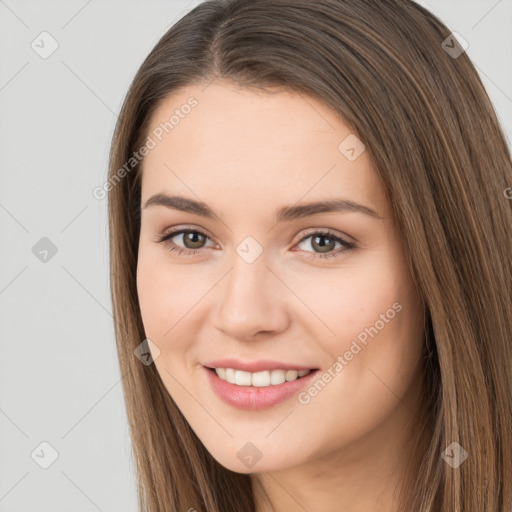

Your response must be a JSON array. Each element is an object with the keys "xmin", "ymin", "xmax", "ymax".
[{"xmin": 143, "ymin": 193, "xmax": 383, "ymax": 222}]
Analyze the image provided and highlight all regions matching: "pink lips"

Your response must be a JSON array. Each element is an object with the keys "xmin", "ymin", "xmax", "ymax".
[{"xmin": 203, "ymin": 364, "xmax": 319, "ymax": 411}]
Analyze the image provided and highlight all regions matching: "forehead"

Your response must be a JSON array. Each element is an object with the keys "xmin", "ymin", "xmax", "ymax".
[{"xmin": 140, "ymin": 80, "xmax": 388, "ymax": 217}]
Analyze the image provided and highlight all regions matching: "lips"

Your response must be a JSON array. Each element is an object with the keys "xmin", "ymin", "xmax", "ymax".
[
  {"xmin": 203, "ymin": 358, "xmax": 318, "ymax": 373},
  {"xmin": 203, "ymin": 365, "xmax": 320, "ymax": 410}
]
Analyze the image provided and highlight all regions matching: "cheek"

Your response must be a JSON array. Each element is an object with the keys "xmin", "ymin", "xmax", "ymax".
[
  {"xmin": 293, "ymin": 284, "xmax": 424, "ymax": 450},
  {"xmin": 136, "ymin": 251, "xmax": 167, "ymax": 335},
  {"xmin": 136, "ymin": 248, "xmax": 210, "ymax": 352},
  {"xmin": 136, "ymin": 243, "xmax": 172, "ymax": 339},
  {"xmin": 292, "ymin": 257, "xmax": 424, "ymax": 399},
  {"xmin": 288, "ymin": 260, "xmax": 403, "ymax": 346}
]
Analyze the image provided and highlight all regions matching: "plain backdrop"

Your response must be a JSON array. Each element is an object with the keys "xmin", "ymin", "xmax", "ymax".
[{"xmin": 0, "ymin": 1, "xmax": 511, "ymax": 511}]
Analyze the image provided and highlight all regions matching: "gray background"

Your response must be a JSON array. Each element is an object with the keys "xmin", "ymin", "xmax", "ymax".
[{"xmin": 0, "ymin": 1, "xmax": 510, "ymax": 511}]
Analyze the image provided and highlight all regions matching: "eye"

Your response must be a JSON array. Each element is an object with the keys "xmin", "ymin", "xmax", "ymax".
[
  {"xmin": 155, "ymin": 228, "xmax": 215, "ymax": 256},
  {"xmin": 155, "ymin": 227, "xmax": 357, "ymax": 260},
  {"xmin": 294, "ymin": 229, "xmax": 356, "ymax": 260}
]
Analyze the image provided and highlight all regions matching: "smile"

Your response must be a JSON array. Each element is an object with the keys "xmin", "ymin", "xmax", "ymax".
[
  {"xmin": 203, "ymin": 366, "xmax": 320, "ymax": 410},
  {"xmin": 213, "ymin": 367, "xmax": 312, "ymax": 387}
]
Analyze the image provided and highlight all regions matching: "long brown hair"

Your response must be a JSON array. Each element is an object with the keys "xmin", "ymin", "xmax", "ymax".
[{"xmin": 107, "ymin": 1, "xmax": 512, "ymax": 510}]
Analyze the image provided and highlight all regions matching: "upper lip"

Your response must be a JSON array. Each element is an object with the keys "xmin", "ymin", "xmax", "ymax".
[{"xmin": 203, "ymin": 358, "xmax": 318, "ymax": 373}]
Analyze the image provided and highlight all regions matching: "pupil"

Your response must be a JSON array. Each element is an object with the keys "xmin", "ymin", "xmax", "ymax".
[
  {"xmin": 184, "ymin": 231, "xmax": 205, "ymax": 249},
  {"xmin": 313, "ymin": 235, "xmax": 334, "ymax": 253}
]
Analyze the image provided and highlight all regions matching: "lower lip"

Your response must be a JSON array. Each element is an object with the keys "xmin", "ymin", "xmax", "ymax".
[{"xmin": 203, "ymin": 366, "xmax": 319, "ymax": 411}]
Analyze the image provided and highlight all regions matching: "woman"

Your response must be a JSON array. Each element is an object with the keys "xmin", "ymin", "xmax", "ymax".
[{"xmin": 107, "ymin": 1, "xmax": 512, "ymax": 510}]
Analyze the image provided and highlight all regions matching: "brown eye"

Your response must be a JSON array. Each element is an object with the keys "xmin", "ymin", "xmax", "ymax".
[
  {"xmin": 310, "ymin": 233, "xmax": 337, "ymax": 253},
  {"xmin": 180, "ymin": 230, "xmax": 208, "ymax": 249},
  {"xmin": 156, "ymin": 228, "xmax": 214, "ymax": 255},
  {"xmin": 295, "ymin": 230, "xmax": 356, "ymax": 260}
]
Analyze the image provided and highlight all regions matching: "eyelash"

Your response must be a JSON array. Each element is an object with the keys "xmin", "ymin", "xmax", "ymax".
[{"xmin": 155, "ymin": 227, "xmax": 357, "ymax": 261}]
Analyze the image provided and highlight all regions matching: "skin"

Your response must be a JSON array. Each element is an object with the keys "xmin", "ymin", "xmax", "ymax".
[{"xmin": 136, "ymin": 79, "xmax": 427, "ymax": 512}]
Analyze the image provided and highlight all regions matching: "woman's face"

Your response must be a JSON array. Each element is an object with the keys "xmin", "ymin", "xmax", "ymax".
[{"xmin": 136, "ymin": 80, "xmax": 425, "ymax": 474}]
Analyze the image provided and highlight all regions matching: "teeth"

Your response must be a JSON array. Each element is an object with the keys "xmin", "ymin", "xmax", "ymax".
[
  {"xmin": 285, "ymin": 370, "xmax": 298, "ymax": 381},
  {"xmin": 270, "ymin": 370, "xmax": 286, "ymax": 385},
  {"xmin": 216, "ymin": 367, "xmax": 227, "ymax": 380},
  {"xmin": 252, "ymin": 371, "xmax": 270, "ymax": 387},
  {"xmin": 214, "ymin": 368, "xmax": 313, "ymax": 387},
  {"xmin": 235, "ymin": 370, "xmax": 252, "ymax": 386}
]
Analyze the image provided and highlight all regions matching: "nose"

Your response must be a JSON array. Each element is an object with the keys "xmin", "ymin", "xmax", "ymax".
[{"xmin": 212, "ymin": 252, "xmax": 290, "ymax": 341}]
